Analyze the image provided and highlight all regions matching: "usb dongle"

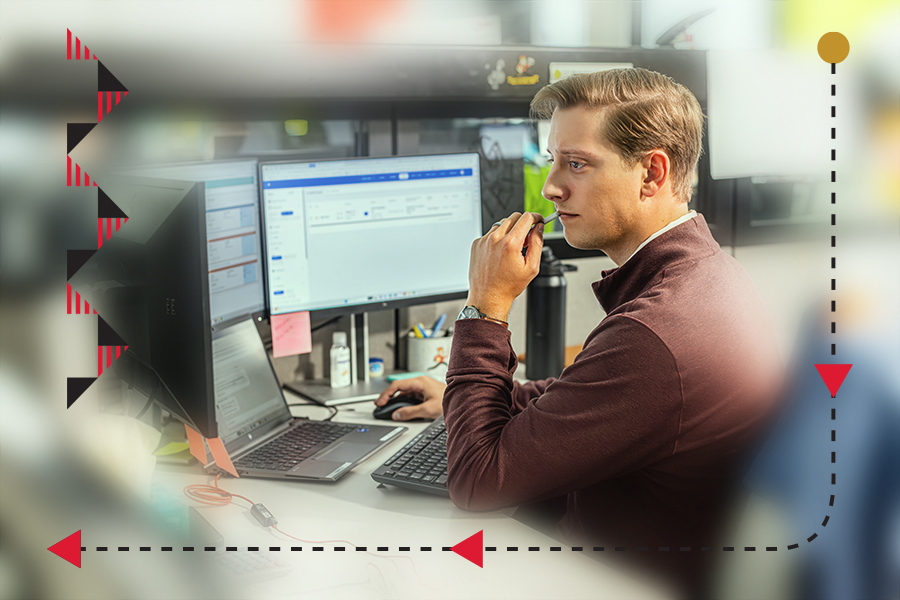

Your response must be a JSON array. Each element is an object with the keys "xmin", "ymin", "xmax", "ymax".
[{"xmin": 250, "ymin": 503, "xmax": 277, "ymax": 527}]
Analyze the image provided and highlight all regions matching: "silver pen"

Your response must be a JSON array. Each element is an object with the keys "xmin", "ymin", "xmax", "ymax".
[
  {"xmin": 493, "ymin": 211, "xmax": 560, "ymax": 230},
  {"xmin": 541, "ymin": 211, "xmax": 560, "ymax": 225}
]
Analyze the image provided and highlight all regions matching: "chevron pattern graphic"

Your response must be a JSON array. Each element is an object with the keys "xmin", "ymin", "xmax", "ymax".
[
  {"xmin": 66, "ymin": 282, "xmax": 97, "ymax": 315},
  {"xmin": 97, "ymin": 188, "xmax": 129, "ymax": 248},
  {"xmin": 66, "ymin": 29, "xmax": 97, "ymax": 60},
  {"xmin": 97, "ymin": 90, "xmax": 128, "ymax": 122},
  {"xmin": 67, "ymin": 156, "xmax": 98, "ymax": 187},
  {"xmin": 65, "ymin": 36, "xmax": 132, "ymax": 407}
]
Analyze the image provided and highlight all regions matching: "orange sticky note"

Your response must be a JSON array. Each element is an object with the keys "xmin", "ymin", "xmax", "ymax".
[
  {"xmin": 206, "ymin": 436, "xmax": 239, "ymax": 478},
  {"xmin": 271, "ymin": 311, "xmax": 312, "ymax": 358},
  {"xmin": 184, "ymin": 424, "xmax": 208, "ymax": 465}
]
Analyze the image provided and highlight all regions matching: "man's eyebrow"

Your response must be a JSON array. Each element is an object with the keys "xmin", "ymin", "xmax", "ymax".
[{"xmin": 548, "ymin": 148, "xmax": 601, "ymax": 160}]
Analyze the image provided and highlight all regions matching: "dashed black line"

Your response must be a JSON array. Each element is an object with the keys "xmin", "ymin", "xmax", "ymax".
[{"xmin": 83, "ymin": 542, "xmax": 836, "ymax": 553}]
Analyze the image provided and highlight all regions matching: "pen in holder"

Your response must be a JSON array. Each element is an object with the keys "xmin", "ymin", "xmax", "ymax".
[{"xmin": 406, "ymin": 329, "xmax": 453, "ymax": 380}]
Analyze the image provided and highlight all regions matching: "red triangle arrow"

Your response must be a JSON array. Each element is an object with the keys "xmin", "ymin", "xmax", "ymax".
[
  {"xmin": 48, "ymin": 530, "xmax": 82, "ymax": 568},
  {"xmin": 815, "ymin": 364, "xmax": 852, "ymax": 398},
  {"xmin": 451, "ymin": 530, "xmax": 483, "ymax": 568}
]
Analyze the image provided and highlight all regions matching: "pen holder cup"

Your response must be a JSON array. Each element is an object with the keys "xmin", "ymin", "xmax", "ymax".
[{"xmin": 406, "ymin": 330, "xmax": 453, "ymax": 378}]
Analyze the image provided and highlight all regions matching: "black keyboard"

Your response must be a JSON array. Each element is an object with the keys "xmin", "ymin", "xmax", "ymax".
[
  {"xmin": 233, "ymin": 421, "xmax": 355, "ymax": 472},
  {"xmin": 371, "ymin": 417, "xmax": 449, "ymax": 497}
]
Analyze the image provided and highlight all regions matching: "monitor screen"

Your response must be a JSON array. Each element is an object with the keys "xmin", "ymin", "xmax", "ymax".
[
  {"xmin": 259, "ymin": 153, "xmax": 481, "ymax": 316},
  {"xmin": 122, "ymin": 160, "xmax": 265, "ymax": 326}
]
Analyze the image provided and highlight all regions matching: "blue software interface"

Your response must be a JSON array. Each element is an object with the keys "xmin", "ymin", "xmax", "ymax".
[
  {"xmin": 124, "ymin": 160, "xmax": 265, "ymax": 325},
  {"xmin": 260, "ymin": 153, "xmax": 482, "ymax": 315}
]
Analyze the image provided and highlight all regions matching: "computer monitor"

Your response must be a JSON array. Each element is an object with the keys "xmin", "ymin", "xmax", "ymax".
[
  {"xmin": 70, "ymin": 176, "xmax": 218, "ymax": 438},
  {"xmin": 120, "ymin": 160, "xmax": 266, "ymax": 328},
  {"xmin": 259, "ymin": 153, "xmax": 482, "ymax": 318}
]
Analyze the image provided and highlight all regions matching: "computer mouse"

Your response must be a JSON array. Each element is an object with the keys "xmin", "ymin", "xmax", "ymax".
[{"xmin": 373, "ymin": 393, "xmax": 424, "ymax": 420}]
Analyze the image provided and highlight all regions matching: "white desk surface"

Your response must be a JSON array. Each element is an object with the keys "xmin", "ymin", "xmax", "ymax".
[{"xmin": 153, "ymin": 392, "xmax": 672, "ymax": 600}]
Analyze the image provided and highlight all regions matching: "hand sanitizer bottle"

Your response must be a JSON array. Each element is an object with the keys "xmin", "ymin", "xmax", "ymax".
[{"xmin": 330, "ymin": 332, "xmax": 352, "ymax": 388}]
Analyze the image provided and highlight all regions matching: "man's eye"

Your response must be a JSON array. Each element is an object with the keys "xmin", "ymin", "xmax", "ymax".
[
  {"xmin": 569, "ymin": 161, "xmax": 585, "ymax": 170},
  {"xmin": 546, "ymin": 157, "xmax": 554, "ymax": 164}
]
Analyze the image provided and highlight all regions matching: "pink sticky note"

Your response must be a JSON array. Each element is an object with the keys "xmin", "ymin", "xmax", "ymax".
[
  {"xmin": 271, "ymin": 311, "xmax": 312, "ymax": 358},
  {"xmin": 206, "ymin": 437, "xmax": 239, "ymax": 478},
  {"xmin": 184, "ymin": 425, "xmax": 208, "ymax": 465}
]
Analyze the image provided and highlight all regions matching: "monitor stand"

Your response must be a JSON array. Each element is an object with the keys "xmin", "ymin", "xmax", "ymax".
[{"xmin": 284, "ymin": 312, "xmax": 390, "ymax": 406}]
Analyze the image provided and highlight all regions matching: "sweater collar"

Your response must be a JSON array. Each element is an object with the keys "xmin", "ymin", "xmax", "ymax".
[{"xmin": 592, "ymin": 213, "xmax": 719, "ymax": 313}]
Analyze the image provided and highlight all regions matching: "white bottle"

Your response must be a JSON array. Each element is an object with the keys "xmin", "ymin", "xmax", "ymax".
[{"xmin": 329, "ymin": 331, "xmax": 352, "ymax": 388}]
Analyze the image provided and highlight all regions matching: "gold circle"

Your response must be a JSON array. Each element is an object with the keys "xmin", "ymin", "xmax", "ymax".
[{"xmin": 818, "ymin": 32, "xmax": 850, "ymax": 64}]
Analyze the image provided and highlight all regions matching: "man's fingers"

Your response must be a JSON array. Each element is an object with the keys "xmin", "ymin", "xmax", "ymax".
[
  {"xmin": 525, "ymin": 222, "xmax": 545, "ymax": 271},
  {"xmin": 375, "ymin": 381, "xmax": 415, "ymax": 405},
  {"xmin": 392, "ymin": 399, "xmax": 440, "ymax": 421},
  {"xmin": 391, "ymin": 405, "xmax": 421, "ymax": 421},
  {"xmin": 374, "ymin": 384, "xmax": 396, "ymax": 406},
  {"xmin": 492, "ymin": 212, "xmax": 522, "ymax": 237},
  {"xmin": 507, "ymin": 212, "xmax": 544, "ymax": 247}
]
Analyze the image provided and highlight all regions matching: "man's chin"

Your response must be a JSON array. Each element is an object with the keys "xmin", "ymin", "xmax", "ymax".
[{"xmin": 563, "ymin": 231, "xmax": 601, "ymax": 251}]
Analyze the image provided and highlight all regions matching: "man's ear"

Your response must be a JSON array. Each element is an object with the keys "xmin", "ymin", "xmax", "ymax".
[{"xmin": 640, "ymin": 150, "xmax": 670, "ymax": 198}]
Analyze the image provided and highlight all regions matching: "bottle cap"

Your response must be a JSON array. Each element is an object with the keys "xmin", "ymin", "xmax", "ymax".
[{"xmin": 333, "ymin": 331, "xmax": 348, "ymax": 346}]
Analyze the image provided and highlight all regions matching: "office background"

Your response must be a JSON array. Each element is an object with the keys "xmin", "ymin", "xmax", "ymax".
[{"xmin": 1, "ymin": 1, "xmax": 898, "ymax": 599}]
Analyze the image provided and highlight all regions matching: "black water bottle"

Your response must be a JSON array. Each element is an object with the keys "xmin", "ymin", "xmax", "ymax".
[{"xmin": 525, "ymin": 247, "xmax": 576, "ymax": 380}]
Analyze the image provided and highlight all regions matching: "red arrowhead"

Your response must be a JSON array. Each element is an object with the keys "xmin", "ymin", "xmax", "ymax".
[
  {"xmin": 815, "ymin": 364, "xmax": 852, "ymax": 398},
  {"xmin": 48, "ymin": 530, "xmax": 82, "ymax": 568},
  {"xmin": 451, "ymin": 530, "xmax": 483, "ymax": 568}
]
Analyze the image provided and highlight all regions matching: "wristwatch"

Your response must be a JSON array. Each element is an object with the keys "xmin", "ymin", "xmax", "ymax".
[{"xmin": 456, "ymin": 306, "xmax": 509, "ymax": 328}]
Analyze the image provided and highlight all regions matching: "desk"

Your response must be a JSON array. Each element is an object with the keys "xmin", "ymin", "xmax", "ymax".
[{"xmin": 153, "ymin": 393, "xmax": 672, "ymax": 599}]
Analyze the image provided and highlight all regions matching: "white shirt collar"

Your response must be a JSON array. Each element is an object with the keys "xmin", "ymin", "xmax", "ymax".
[{"xmin": 620, "ymin": 210, "xmax": 697, "ymax": 266}]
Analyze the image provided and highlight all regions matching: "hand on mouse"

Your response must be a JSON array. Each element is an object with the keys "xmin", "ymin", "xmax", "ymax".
[{"xmin": 374, "ymin": 376, "xmax": 446, "ymax": 421}]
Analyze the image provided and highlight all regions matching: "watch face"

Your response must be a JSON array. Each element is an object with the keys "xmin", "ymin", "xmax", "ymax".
[{"xmin": 457, "ymin": 306, "xmax": 481, "ymax": 320}]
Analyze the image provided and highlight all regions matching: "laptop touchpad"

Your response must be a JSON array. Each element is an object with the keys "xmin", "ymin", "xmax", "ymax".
[{"xmin": 313, "ymin": 442, "xmax": 370, "ymax": 462}]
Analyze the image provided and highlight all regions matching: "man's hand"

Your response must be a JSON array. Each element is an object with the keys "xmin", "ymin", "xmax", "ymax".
[
  {"xmin": 373, "ymin": 376, "xmax": 447, "ymax": 421},
  {"xmin": 466, "ymin": 212, "xmax": 545, "ymax": 321}
]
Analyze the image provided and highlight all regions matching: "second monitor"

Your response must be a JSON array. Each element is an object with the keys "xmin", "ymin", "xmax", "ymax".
[{"xmin": 259, "ymin": 153, "xmax": 482, "ymax": 319}]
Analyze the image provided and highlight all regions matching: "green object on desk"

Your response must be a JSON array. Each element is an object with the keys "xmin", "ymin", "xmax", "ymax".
[
  {"xmin": 386, "ymin": 372, "xmax": 429, "ymax": 382},
  {"xmin": 154, "ymin": 442, "xmax": 190, "ymax": 456}
]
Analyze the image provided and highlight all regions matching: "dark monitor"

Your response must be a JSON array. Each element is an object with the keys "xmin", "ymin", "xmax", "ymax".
[
  {"xmin": 71, "ymin": 176, "xmax": 217, "ymax": 438},
  {"xmin": 259, "ymin": 153, "xmax": 482, "ymax": 318}
]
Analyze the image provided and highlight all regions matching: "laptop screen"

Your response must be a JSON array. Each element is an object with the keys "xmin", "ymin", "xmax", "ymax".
[{"xmin": 212, "ymin": 319, "xmax": 291, "ymax": 450}]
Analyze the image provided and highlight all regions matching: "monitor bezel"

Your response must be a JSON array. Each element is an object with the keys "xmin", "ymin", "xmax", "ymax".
[{"xmin": 258, "ymin": 152, "xmax": 481, "ymax": 319}]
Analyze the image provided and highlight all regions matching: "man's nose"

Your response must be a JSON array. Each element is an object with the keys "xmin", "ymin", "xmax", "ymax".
[{"xmin": 542, "ymin": 165, "xmax": 566, "ymax": 203}]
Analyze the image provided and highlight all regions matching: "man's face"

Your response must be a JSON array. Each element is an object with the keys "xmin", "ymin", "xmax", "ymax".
[{"xmin": 542, "ymin": 105, "xmax": 647, "ymax": 255}]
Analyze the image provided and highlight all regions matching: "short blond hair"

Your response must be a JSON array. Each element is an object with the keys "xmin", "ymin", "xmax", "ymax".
[{"xmin": 531, "ymin": 68, "xmax": 704, "ymax": 202}]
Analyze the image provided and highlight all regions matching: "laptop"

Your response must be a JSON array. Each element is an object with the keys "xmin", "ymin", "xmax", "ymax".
[{"xmin": 205, "ymin": 318, "xmax": 406, "ymax": 480}]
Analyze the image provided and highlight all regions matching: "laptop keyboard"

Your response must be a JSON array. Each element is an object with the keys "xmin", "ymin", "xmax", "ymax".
[
  {"xmin": 233, "ymin": 421, "xmax": 356, "ymax": 472},
  {"xmin": 371, "ymin": 417, "xmax": 449, "ymax": 497}
]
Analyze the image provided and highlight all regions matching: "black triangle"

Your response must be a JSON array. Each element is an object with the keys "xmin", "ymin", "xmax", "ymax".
[
  {"xmin": 67, "ymin": 377, "xmax": 97, "ymax": 408},
  {"xmin": 98, "ymin": 61, "xmax": 128, "ymax": 92},
  {"xmin": 98, "ymin": 188, "xmax": 128, "ymax": 218},
  {"xmin": 67, "ymin": 249, "xmax": 96, "ymax": 280},
  {"xmin": 98, "ymin": 316, "xmax": 128, "ymax": 347},
  {"xmin": 67, "ymin": 123, "xmax": 96, "ymax": 154}
]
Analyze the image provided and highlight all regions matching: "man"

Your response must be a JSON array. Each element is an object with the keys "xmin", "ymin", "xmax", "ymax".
[{"xmin": 375, "ymin": 68, "xmax": 781, "ymax": 593}]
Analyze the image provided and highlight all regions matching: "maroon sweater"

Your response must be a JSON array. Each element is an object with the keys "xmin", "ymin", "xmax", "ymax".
[{"xmin": 444, "ymin": 215, "xmax": 781, "ymax": 587}]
